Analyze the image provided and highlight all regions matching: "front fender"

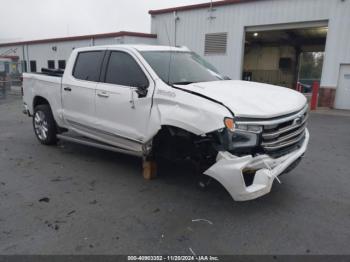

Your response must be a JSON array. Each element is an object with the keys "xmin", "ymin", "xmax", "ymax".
[{"xmin": 153, "ymin": 85, "xmax": 231, "ymax": 135}]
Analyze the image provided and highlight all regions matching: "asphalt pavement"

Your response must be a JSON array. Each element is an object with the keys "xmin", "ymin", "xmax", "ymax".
[{"xmin": 0, "ymin": 93, "xmax": 349, "ymax": 255}]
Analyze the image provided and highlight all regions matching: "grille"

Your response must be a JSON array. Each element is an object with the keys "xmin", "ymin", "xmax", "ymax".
[{"xmin": 261, "ymin": 109, "xmax": 308, "ymax": 155}]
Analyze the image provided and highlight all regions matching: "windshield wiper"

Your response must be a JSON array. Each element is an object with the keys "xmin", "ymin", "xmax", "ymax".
[{"xmin": 171, "ymin": 81, "xmax": 194, "ymax": 85}]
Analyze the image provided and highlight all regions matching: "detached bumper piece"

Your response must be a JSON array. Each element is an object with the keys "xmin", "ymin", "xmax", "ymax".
[{"xmin": 204, "ymin": 129, "xmax": 309, "ymax": 201}]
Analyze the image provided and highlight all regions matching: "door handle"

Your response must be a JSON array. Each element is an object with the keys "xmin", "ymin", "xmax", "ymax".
[
  {"xmin": 64, "ymin": 87, "xmax": 72, "ymax": 92},
  {"xmin": 97, "ymin": 92, "xmax": 109, "ymax": 98}
]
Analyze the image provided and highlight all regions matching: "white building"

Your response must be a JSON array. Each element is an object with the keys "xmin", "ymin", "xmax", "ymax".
[
  {"xmin": 0, "ymin": 31, "xmax": 157, "ymax": 74},
  {"xmin": 149, "ymin": 0, "xmax": 350, "ymax": 109}
]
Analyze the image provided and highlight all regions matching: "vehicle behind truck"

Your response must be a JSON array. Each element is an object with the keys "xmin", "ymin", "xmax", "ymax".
[{"xmin": 23, "ymin": 45, "xmax": 309, "ymax": 201}]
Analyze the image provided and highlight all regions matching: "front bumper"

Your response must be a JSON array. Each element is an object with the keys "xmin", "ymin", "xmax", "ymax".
[{"xmin": 204, "ymin": 129, "xmax": 310, "ymax": 201}]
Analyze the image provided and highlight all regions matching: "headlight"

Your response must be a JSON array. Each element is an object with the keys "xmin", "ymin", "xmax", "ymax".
[
  {"xmin": 223, "ymin": 118, "xmax": 263, "ymax": 152},
  {"xmin": 224, "ymin": 117, "xmax": 263, "ymax": 133},
  {"xmin": 235, "ymin": 124, "xmax": 263, "ymax": 133}
]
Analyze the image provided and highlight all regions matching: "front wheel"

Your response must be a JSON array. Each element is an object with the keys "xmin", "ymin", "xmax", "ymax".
[{"xmin": 33, "ymin": 104, "xmax": 57, "ymax": 145}]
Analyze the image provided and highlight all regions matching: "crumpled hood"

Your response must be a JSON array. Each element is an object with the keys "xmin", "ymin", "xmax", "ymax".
[{"xmin": 177, "ymin": 80, "xmax": 307, "ymax": 119}]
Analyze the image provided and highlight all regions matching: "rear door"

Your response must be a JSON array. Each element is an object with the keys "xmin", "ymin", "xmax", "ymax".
[
  {"xmin": 62, "ymin": 49, "xmax": 105, "ymax": 133},
  {"xmin": 94, "ymin": 49, "xmax": 154, "ymax": 151}
]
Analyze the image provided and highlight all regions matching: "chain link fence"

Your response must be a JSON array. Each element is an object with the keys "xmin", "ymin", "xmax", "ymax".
[{"xmin": 0, "ymin": 60, "xmax": 23, "ymax": 100}]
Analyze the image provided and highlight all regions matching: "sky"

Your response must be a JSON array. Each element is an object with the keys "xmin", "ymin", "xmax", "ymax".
[{"xmin": 0, "ymin": 0, "xmax": 209, "ymax": 43}]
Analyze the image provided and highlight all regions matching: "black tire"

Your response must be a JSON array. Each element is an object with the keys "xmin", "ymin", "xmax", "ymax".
[{"xmin": 33, "ymin": 104, "xmax": 57, "ymax": 145}]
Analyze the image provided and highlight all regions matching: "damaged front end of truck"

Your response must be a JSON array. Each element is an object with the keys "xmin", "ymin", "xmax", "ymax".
[{"xmin": 202, "ymin": 105, "xmax": 309, "ymax": 201}]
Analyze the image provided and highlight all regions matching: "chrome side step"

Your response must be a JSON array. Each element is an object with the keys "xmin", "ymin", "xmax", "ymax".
[{"xmin": 57, "ymin": 134, "xmax": 143, "ymax": 157}]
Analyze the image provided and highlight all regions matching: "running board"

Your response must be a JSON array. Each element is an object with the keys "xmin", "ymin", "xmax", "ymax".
[{"xmin": 57, "ymin": 134, "xmax": 143, "ymax": 157}]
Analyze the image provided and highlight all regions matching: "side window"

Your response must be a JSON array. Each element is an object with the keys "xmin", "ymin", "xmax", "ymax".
[
  {"xmin": 73, "ymin": 51, "xmax": 104, "ymax": 82},
  {"xmin": 105, "ymin": 51, "xmax": 149, "ymax": 87},
  {"xmin": 47, "ymin": 60, "xmax": 55, "ymax": 69},
  {"xmin": 58, "ymin": 60, "xmax": 66, "ymax": 70},
  {"xmin": 30, "ymin": 61, "xmax": 37, "ymax": 72}
]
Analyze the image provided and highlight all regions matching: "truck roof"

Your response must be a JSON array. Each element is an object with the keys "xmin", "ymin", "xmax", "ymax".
[{"xmin": 74, "ymin": 45, "xmax": 190, "ymax": 53}]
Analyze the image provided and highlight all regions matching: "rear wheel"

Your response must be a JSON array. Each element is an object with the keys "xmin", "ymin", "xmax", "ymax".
[{"xmin": 33, "ymin": 104, "xmax": 57, "ymax": 145}]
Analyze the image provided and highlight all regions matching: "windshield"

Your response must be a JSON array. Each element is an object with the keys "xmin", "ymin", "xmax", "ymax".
[{"xmin": 141, "ymin": 51, "xmax": 224, "ymax": 85}]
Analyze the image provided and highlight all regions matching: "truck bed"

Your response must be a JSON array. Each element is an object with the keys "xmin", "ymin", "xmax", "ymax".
[{"xmin": 22, "ymin": 72, "xmax": 63, "ymax": 116}]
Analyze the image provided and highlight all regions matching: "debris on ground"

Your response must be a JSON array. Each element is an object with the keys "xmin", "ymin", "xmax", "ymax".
[
  {"xmin": 89, "ymin": 200, "xmax": 97, "ymax": 205},
  {"xmin": 191, "ymin": 218, "xmax": 213, "ymax": 225},
  {"xmin": 45, "ymin": 220, "xmax": 66, "ymax": 231},
  {"xmin": 67, "ymin": 210, "xmax": 76, "ymax": 216},
  {"xmin": 38, "ymin": 197, "xmax": 50, "ymax": 203},
  {"xmin": 189, "ymin": 247, "xmax": 199, "ymax": 261}
]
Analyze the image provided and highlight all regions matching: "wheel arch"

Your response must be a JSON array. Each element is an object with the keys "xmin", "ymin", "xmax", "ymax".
[
  {"xmin": 33, "ymin": 96, "xmax": 50, "ymax": 111},
  {"xmin": 153, "ymin": 125, "xmax": 199, "ymax": 139},
  {"xmin": 32, "ymin": 96, "xmax": 67, "ymax": 133},
  {"xmin": 151, "ymin": 124, "xmax": 219, "ymax": 164}
]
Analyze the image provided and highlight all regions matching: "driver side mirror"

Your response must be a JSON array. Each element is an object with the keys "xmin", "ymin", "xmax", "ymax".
[{"xmin": 134, "ymin": 84, "xmax": 148, "ymax": 98}]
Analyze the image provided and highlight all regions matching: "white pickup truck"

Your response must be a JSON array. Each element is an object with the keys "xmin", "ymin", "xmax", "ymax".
[{"xmin": 23, "ymin": 45, "xmax": 309, "ymax": 201}]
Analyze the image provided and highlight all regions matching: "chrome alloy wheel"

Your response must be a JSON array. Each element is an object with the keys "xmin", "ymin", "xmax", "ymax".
[{"xmin": 34, "ymin": 111, "xmax": 49, "ymax": 141}]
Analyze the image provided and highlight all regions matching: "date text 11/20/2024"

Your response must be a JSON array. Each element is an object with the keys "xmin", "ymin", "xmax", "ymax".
[{"xmin": 127, "ymin": 255, "xmax": 219, "ymax": 261}]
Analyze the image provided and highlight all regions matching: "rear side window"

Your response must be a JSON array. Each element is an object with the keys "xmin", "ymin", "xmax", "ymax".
[
  {"xmin": 104, "ymin": 51, "xmax": 149, "ymax": 87},
  {"xmin": 73, "ymin": 51, "xmax": 104, "ymax": 82}
]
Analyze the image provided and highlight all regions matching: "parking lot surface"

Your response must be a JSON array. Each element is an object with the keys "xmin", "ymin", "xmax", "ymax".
[{"xmin": 0, "ymin": 94, "xmax": 350, "ymax": 255}]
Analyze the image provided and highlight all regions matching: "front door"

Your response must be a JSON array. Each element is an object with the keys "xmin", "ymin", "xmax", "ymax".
[
  {"xmin": 335, "ymin": 64, "xmax": 350, "ymax": 110},
  {"xmin": 94, "ymin": 50, "xmax": 154, "ymax": 151}
]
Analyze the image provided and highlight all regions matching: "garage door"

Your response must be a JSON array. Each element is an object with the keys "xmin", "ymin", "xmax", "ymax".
[{"xmin": 335, "ymin": 65, "xmax": 350, "ymax": 110}]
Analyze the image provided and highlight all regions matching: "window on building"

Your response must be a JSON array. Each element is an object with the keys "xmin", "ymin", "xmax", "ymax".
[
  {"xmin": 30, "ymin": 61, "xmax": 37, "ymax": 72},
  {"xmin": 58, "ymin": 60, "xmax": 66, "ymax": 70},
  {"xmin": 104, "ymin": 51, "xmax": 148, "ymax": 87},
  {"xmin": 204, "ymin": 32, "xmax": 228, "ymax": 55},
  {"xmin": 73, "ymin": 51, "xmax": 104, "ymax": 82},
  {"xmin": 47, "ymin": 60, "xmax": 55, "ymax": 69}
]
